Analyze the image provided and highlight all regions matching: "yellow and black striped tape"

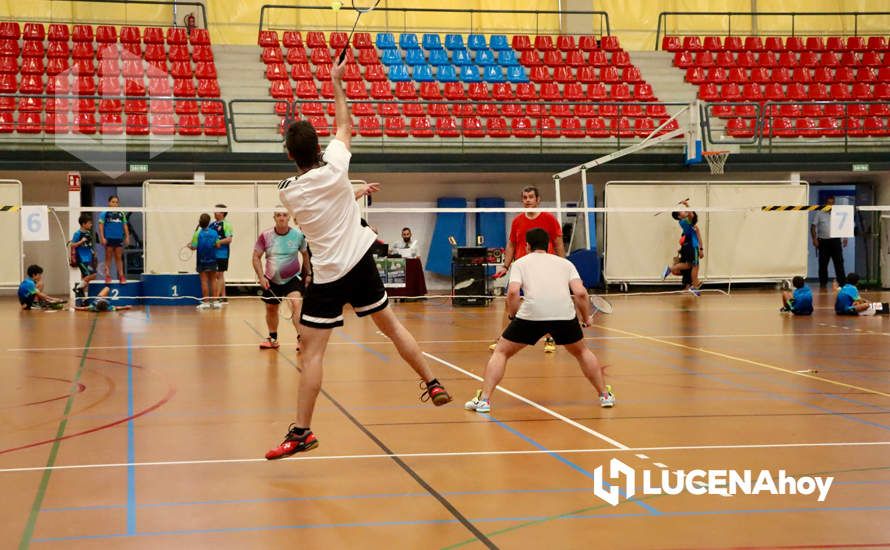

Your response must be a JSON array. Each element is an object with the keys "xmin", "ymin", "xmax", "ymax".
[
  {"xmin": 0, "ymin": 205, "xmax": 19, "ymax": 212},
  {"xmin": 761, "ymin": 205, "xmax": 832, "ymax": 212}
]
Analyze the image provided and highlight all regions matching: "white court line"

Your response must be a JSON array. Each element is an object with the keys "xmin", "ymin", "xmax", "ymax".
[
  {"xmin": 653, "ymin": 462, "xmax": 668, "ymax": 468},
  {"xmin": 635, "ymin": 454, "xmax": 649, "ymax": 459},
  {"xmin": 7, "ymin": 332, "xmax": 881, "ymax": 353},
  {"xmin": 2, "ymin": 440, "xmax": 888, "ymax": 475},
  {"xmin": 424, "ymin": 351, "xmax": 630, "ymax": 450}
]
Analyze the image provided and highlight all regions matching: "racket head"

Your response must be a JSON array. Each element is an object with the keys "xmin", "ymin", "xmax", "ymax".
[
  {"xmin": 590, "ymin": 295, "xmax": 613, "ymax": 314},
  {"xmin": 453, "ymin": 278, "xmax": 475, "ymax": 291},
  {"xmin": 179, "ymin": 246, "xmax": 194, "ymax": 261}
]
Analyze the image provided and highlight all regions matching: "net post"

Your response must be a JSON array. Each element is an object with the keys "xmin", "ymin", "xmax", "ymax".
[{"xmin": 67, "ymin": 172, "xmax": 82, "ymax": 305}]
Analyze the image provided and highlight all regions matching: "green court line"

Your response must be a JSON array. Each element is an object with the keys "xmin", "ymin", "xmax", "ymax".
[{"xmin": 19, "ymin": 317, "xmax": 97, "ymax": 550}]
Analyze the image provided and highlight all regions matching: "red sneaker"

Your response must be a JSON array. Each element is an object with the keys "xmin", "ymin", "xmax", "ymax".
[
  {"xmin": 420, "ymin": 380, "xmax": 452, "ymax": 406},
  {"xmin": 120, "ymin": 276, "xmax": 127, "ymax": 284},
  {"xmin": 259, "ymin": 337, "xmax": 280, "ymax": 350},
  {"xmin": 265, "ymin": 426, "xmax": 318, "ymax": 460}
]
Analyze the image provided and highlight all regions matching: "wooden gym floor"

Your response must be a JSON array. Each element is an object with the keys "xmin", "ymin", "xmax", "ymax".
[{"xmin": 2, "ymin": 288, "xmax": 890, "ymax": 549}]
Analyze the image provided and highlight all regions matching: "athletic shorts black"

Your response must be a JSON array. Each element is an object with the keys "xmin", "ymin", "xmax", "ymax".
[
  {"xmin": 502, "ymin": 318, "xmax": 584, "ymax": 346},
  {"xmin": 105, "ymin": 238, "xmax": 123, "ymax": 248},
  {"xmin": 197, "ymin": 260, "xmax": 218, "ymax": 273},
  {"xmin": 216, "ymin": 258, "xmax": 229, "ymax": 272},
  {"xmin": 19, "ymin": 293, "xmax": 36, "ymax": 309},
  {"xmin": 78, "ymin": 262, "xmax": 96, "ymax": 277},
  {"xmin": 300, "ymin": 247, "xmax": 387, "ymax": 329},
  {"xmin": 679, "ymin": 242, "xmax": 699, "ymax": 266},
  {"xmin": 262, "ymin": 276, "xmax": 304, "ymax": 305}
]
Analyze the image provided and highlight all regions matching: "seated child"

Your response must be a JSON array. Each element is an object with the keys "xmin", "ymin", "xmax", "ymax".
[
  {"xmin": 780, "ymin": 276, "xmax": 813, "ymax": 315},
  {"xmin": 19, "ymin": 265, "xmax": 65, "ymax": 310},
  {"xmin": 834, "ymin": 272, "xmax": 889, "ymax": 316}
]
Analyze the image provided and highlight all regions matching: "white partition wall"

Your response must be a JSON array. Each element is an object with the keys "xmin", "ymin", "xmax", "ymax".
[
  {"xmin": 0, "ymin": 181, "xmax": 22, "ymax": 288},
  {"xmin": 605, "ymin": 181, "xmax": 809, "ymax": 283},
  {"xmin": 144, "ymin": 181, "xmax": 268, "ymax": 283}
]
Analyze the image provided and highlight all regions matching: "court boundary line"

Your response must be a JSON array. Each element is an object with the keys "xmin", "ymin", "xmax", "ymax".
[
  {"xmin": 8, "ymin": 331, "xmax": 886, "ymax": 353},
  {"xmin": 422, "ymin": 352, "xmax": 629, "ymax": 450},
  {"xmin": 594, "ymin": 325, "xmax": 890, "ymax": 399},
  {"xmin": 4, "ymin": 440, "xmax": 889, "ymax": 475},
  {"xmin": 242, "ymin": 321, "xmax": 497, "ymax": 549}
]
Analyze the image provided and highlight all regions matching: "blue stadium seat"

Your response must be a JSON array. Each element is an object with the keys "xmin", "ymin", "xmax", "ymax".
[
  {"xmin": 376, "ymin": 33, "xmax": 396, "ymax": 49},
  {"xmin": 506, "ymin": 65, "xmax": 529, "ymax": 83},
  {"xmin": 428, "ymin": 49, "xmax": 450, "ymax": 66},
  {"xmin": 388, "ymin": 64, "xmax": 410, "ymax": 82},
  {"xmin": 483, "ymin": 65, "xmax": 505, "ymax": 83},
  {"xmin": 436, "ymin": 65, "xmax": 458, "ymax": 82},
  {"xmin": 490, "ymin": 35, "xmax": 510, "ymax": 51},
  {"xmin": 444, "ymin": 34, "xmax": 464, "ymax": 51},
  {"xmin": 451, "ymin": 48, "xmax": 472, "ymax": 66},
  {"xmin": 422, "ymin": 33, "xmax": 443, "ymax": 50},
  {"xmin": 460, "ymin": 65, "xmax": 482, "ymax": 82},
  {"xmin": 405, "ymin": 48, "xmax": 426, "ymax": 66},
  {"xmin": 497, "ymin": 50, "xmax": 519, "ymax": 66},
  {"xmin": 412, "ymin": 64, "xmax": 434, "ymax": 82},
  {"xmin": 475, "ymin": 49, "xmax": 496, "ymax": 66},
  {"xmin": 399, "ymin": 33, "xmax": 419, "ymax": 50},
  {"xmin": 467, "ymin": 34, "xmax": 487, "ymax": 50},
  {"xmin": 380, "ymin": 49, "xmax": 402, "ymax": 66}
]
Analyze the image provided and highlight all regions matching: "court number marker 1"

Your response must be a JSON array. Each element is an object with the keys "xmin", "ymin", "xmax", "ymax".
[{"xmin": 171, "ymin": 285, "xmax": 178, "ymax": 297}]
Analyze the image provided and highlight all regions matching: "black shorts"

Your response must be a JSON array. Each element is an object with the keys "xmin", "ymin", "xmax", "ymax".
[
  {"xmin": 502, "ymin": 318, "xmax": 584, "ymax": 346},
  {"xmin": 197, "ymin": 261, "xmax": 218, "ymax": 273},
  {"xmin": 679, "ymin": 242, "xmax": 699, "ymax": 266},
  {"xmin": 216, "ymin": 258, "xmax": 229, "ymax": 272},
  {"xmin": 300, "ymin": 248, "xmax": 388, "ymax": 329},
  {"xmin": 19, "ymin": 293, "xmax": 36, "ymax": 309},
  {"xmin": 78, "ymin": 262, "xmax": 96, "ymax": 277},
  {"xmin": 105, "ymin": 238, "xmax": 123, "ymax": 248},
  {"xmin": 262, "ymin": 276, "xmax": 304, "ymax": 305}
]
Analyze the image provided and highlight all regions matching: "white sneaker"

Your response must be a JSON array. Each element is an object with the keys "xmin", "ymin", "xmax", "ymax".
[
  {"xmin": 600, "ymin": 385, "xmax": 615, "ymax": 408},
  {"xmin": 212, "ymin": 301, "xmax": 223, "ymax": 309},
  {"xmin": 464, "ymin": 390, "xmax": 491, "ymax": 413},
  {"xmin": 196, "ymin": 302, "xmax": 212, "ymax": 310}
]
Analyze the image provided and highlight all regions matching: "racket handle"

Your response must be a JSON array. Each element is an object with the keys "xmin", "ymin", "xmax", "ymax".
[{"xmin": 338, "ymin": 47, "xmax": 347, "ymax": 64}]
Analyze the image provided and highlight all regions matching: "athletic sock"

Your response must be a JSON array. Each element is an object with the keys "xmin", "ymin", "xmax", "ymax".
[
  {"xmin": 291, "ymin": 426, "xmax": 309, "ymax": 437},
  {"xmin": 427, "ymin": 378, "xmax": 440, "ymax": 387},
  {"xmin": 269, "ymin": 332, "xmax": 278, "ymax": 340}
]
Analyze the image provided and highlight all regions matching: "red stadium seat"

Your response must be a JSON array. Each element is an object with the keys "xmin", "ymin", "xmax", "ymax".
[
  {"xmin": 370, "ymin": 81, "xmax": 393, "ymax": 100},
  {"xmin": 46, "ymin": 112, "xmax": 71, "ymax": 134},
  {"xmin": 589, "ymin": 50, "xmax": 609, "ymax": 67},
  {"xmin": 261, "ymin": 47, "xmax": 283, "ymax": 64},
  {"xmin": 193, "ymin": 45, "xmax": 214, "ymax": 62},
  {"xmin": 353, "ymin": 32, "xmax": 373, "ymax": 49},
  {"xmin": 461, "ymin": 116, "xmax": 484, "ymax": 137},
  {"xmin": 724, "ymin": 37, "xmax": 744, "ymax": 51},
  {"xmin": 744, "ymin": 37, "xmax": 764, "ymax": 51},
  {"xmin": 487, "ymin": 117, "xmax": 510, "ymax": 137},
  {"xmin": 125, "ymin": 99, "xmax": 148, "ymax": 114},
  {"xmin": 258, "ymin": 30, "xmax": 279, "ymax": 47},
  {"xmin": 521, "ymin": 50, "xmax": 543, "ymax": 66},
  {"xmin": 168, "ymin": 45, "xmax": 190, "ymax": 62},
  {"xmin": 125, "ymin": 114, "xmax": 149, "ymax": 135},
  {"xmin": 306, "ymin": 32, "xmax": 326, "ymax": 48},
  {"xmin": 345, "ymin": 80, "xmax": 368, "ymax": 100},
  {"xmin": 0, "ymin": 111, "xmax": 13, "ymax": 133},
  {"xmin": 806, "ymin": 37, "xmax": 825, "ymax": 51},
  {"xmin": 270, "ymin": 80, "xmax": 294, "ymax": 99},
  {"xmin": 204, "ymin": 115, "xmax": 227, "ymax": 136},
  {"xmin": 23, "ymin": 23, "xmax": 45, "ymax": 41},
  {"xmin": 166, "ymin": 27, "xmax": 188, "ymax": 45},
  {"xmin": 764, "ymin": 37, "xmax": 784, "ymax": 51},
  {"xmin": 694, "ymin": 51, "xmax": 714, "ymax": 67},
  {"xmin": 197, "ymin": 79, "xmax": 220, "ymax": 98},
  {"xmin": 435, "ymin": 116, "xmax": 460, "ymax": 137},
  {"xmin": 99, "ymin": 113, "xmax": 123, "ymax": 134},
  {"xmin": 512, "ymin": 35, "xmax": 532, "ymax": 51},
  {"xmin": 190, "ymin": 29, "xmax": 211, "ymax": 46},
  {"xmin": 634, "ymin": 82, "xmax": 655, "ymax": 100},
  {"xmin": 178, "ymin": 114, "xmax": 202, "ymax": 136},
  {"xmin": 409, "ymin": 116, "xmax": 434, "ymax": 137},
  {"xmin": 306, "ymin": 115, "xmax": 329, "ymax": 136},
  {"xmin": 18, "ymin": 96, "xmax": 42, "ymax": 111},
  {"xmin": 543, "ymin": 50, "xmax": 563, "ymax": 67},
  {"xmin": 74, "ymin": 112, "xmax": 97, "ymax": 134},
  {"xmin": 611, "ymin": 51, "xmax": 631, "ymax": 67},
  {"xmin": 703, "ymin": 36, "xmax": 723, "ymax": 51},
  {"xmin": 535, "ymin": 35, "xmax": 556, "ymax": 52},
  {"xmin": 846, "ymin": 36, "xmax": 867, "ymax": 52},
  {"xmin": 600, "ymin": 36, "xmax": 620, "ymax": 51},
  {"xmin": 22, "ymin": 40, "xmax": 45, "ymax": 58}
]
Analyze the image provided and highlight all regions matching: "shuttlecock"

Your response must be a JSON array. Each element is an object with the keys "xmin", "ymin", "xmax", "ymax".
[{"xmin": 331, "ymin": 0, "xmax": 342, "ymax": 10}]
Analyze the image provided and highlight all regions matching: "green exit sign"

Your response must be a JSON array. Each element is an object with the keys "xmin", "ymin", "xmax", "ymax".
[
  {"xmin": 852, "ymin": 163, "xmax": 870, "ymax": 172},
  {"xmin": 129, "ymin": 163, "xmax": 149, "ymax": 173}
]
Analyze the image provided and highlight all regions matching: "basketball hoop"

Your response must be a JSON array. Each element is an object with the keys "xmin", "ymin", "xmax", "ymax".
[{"xmin": 702, "ymin": 150, "xmax": 730, "ymax": 175}]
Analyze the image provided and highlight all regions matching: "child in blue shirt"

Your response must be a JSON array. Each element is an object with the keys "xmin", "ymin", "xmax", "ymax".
[
  {"xmin": 19, "ymin": 265, "xmax": 64, "ymax": 310},
  {"xmin": 70, "ymin": 213, "xmax": 97, "ymax": 297},
  {"xmin": 189, "ymin": 213, "xmax": 221, "ymax": 310},
  {"xmin": 835, "ymin": 272, "xmax": 889, "ymax": 316},
  {"xmin": 98, "ymin": 195, "xmax": 130, "ymax": 283},
  {"xmin": 780, "ymin": 276, "xmax": 813, "ymax": 315},
  {"xmin": 73, "ymin": 286, "xmax": 132, "ymax": 313}
]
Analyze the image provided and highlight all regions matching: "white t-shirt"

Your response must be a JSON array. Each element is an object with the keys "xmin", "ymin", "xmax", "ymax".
[
  {"xmin": 395, "ymin": 239, "xmax": 418, "ymax": 258},
  {"xmin": 278, "ymin": 139, "xmax": 377, "ymax": 284},
  {"xmin": 509, "ymin": 252, "xmax": 581, "ymax": 321}
]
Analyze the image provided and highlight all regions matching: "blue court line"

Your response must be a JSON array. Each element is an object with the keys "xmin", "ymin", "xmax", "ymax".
[
  {"xmin": 37, "ymin": 477, "xmax": 890, "ymax": 513},
  {"xmin": 32, "ymin": 505, "xmax": 890, "ymax": 542},
  {"xmin": 126, "ymin": 334, "xmax": 136, "ymax": 535},
  {"xmin": 485, "ymin": 414, "xmax": 662, "ymax": 515},
  {"xmin": 623, "ymin": 341, "xmax": 890, "ymax": 433},
  {"xmin": 144, "ymin": 304, "xmax": 150, "ymax": 320}
]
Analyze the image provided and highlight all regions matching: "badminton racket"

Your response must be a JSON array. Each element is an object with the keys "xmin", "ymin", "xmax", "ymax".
[
  {"xmin": 653, "ymin": 198, "xmax": 690, "ymax": 217},
  {"xmin": 263, "ymin": 280, "xmax": 299, "ymax": 320},
  {"xmin": 338, "ymin": 0, "xmax": 381, "ymax": 64}
]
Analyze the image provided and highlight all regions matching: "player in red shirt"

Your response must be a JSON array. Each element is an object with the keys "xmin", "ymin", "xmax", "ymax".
[{"xmin": 493, "ymin": 186, "xmax": 565, "ymax": 353}]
